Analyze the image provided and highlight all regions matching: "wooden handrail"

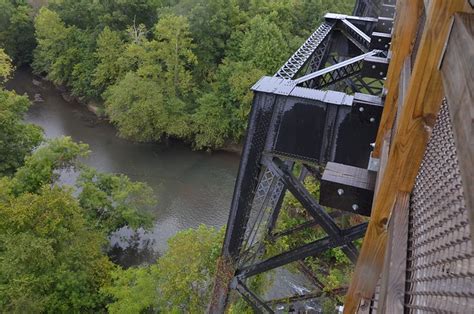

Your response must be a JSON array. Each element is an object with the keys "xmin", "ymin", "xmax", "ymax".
[
  {"xmin": 372, "ymin": 0, "xmax": 424, "ymax": 158},
  {"xmin": 344, "ymin": 1, "xmax": 473, "ymax": 312}
]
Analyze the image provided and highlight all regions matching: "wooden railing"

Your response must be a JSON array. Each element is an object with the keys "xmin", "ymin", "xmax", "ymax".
[{"xmin": 344, "ymin": 1, "xmax": 474, "ymax": 312}]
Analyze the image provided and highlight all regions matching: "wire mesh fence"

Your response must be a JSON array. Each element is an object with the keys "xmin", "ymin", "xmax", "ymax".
[{"xmin": 405, "ymin": 100, "xmax": 474, "ymax": 313}]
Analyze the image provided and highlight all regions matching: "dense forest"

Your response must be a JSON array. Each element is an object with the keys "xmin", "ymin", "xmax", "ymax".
[
  {"xmin": 0, "ymin": 0, "xmax": 356, "ymax": 312},
  {"xmin": 2, "ymin": 0, "xmax": 354, "ymax": 150}
]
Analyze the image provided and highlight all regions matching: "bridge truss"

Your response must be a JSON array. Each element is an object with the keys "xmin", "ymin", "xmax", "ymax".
[{"xmin": 209, "ymin": 1, "xmax": 396, "ymax": 312}]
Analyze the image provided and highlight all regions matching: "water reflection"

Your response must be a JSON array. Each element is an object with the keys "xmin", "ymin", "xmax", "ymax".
[
  {"xmin": 108, "ymin": 231, "xmax": 160, "ymax": 267},
  {"xmin": 6, "ymin": 68, "xmax": 239, "ymax": 265}
]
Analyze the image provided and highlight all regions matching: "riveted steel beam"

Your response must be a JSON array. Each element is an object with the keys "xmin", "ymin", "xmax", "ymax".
[
  {"xmin": 275, "ymin": 22, "xmax": 335, "ymax": 80},
  {"xmin": 237, "ymin": 222, "xmax": 367, "ymax": 279},
  {"xmin": 294, "ymin": 50, "xmax": 381, "ymax": 88}
]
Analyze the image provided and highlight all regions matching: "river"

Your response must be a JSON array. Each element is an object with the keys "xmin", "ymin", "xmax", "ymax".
[
  {"xmin": 7, "ymin": 68, "xmax": 238, "ymax": 263},
  {"xmin": 6, "ymin": 68, "xmax": 317, "ymax": 307}
]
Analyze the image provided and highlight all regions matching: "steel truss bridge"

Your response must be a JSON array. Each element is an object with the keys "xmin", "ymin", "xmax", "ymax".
[{"xmin": 208, "ymin": 0, "xmax": 397, "ymax": 312}]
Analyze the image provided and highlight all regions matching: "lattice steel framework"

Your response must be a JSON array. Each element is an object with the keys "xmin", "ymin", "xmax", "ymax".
[
  {"xmin": 275, "ymin": 22, "xmax": 334, "ymax": 80},
  {"xmin": 208, "ymin": 0, "xmax": 393, "ymax": 312}
]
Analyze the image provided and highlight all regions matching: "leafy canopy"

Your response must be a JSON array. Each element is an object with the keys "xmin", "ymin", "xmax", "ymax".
[
  {"xmin": 104, "ymin": 225, "xmax": 224, "ymax": 313},
  {"xmin": 0, "ymin": 88, "xmax": 42, "ymax": 177}
]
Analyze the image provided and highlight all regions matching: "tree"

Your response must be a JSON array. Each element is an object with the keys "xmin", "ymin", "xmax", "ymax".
[
  {"xmin": 104, "ymin": 72, "xmax": 167, "ymax": 141},
  {"xmin": 171, "ymin": 0, "xmax": 243, "ymax": 79},
  {"xmin": 99, "ymin": 0, "xmax": 160, "ymax": 31},
  {"xmin": 104, "ymin": 225, "xmax": 224, "ymax": 313},
  {"xmin": 237, "ymin": 15, "xmax": 290, "ymax": 74},
  {"xmin": 11, "ymin": 136, "xmax": 89, "ymax": 195},
  {"xmin": 193, "ymin": 92, "xmax": 233, "ymax": 149},
  {"xmin": 102, "ymin": 264, "xmax": 159, "ymax": 313},
  {"xmin": 68, "ymin": 28, "xmax": 98, "ymax": 98},
  {"xmin": 0, "ymin": 184, "xmax": 114, "ymax": 312},
  {"xmin": 0, "ymin": 3, "xmax": 36, "ymax": 65},
  {"xmin": 153, "ymin": 14, "xmax": 197, "ymax": 97},
  {"xmin": 93, "ymin": 27, "xmax": 126, "ymax": 92},
  {"xmin": 0, "ymin": 134, "xmax": 157, "ymax": 312},
  {"xmin": 48, "ymin": 0, "xmax": 102, "ymax": 29},
  {"xmin": 9, "ymin": 136, "xmax": 155, "ymax": 234},
  {"xmin": 0, "ymin": 87, "xmax": 43, "ymax": 177},
  {"xmin": 0, "ymin": 48, "xmax": 12, "ymax": 83},
  {"xmin": 32, "ymin": 7, "xmax": 69, "ymax": 77},
  {"xmin": 193, "ymin": 60, "xmax": 265, "ymax": 149},
  {"xmin": 77, "ymin": 167, "xmax": 155, "ymax": 235},
  {"xmin": 104, "ymin": 14, "xmax": 197, "ymax": 143}
]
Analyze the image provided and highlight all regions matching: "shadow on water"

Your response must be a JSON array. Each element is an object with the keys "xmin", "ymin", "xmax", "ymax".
[{"xmin": 108, "ymin": 231, "xmax": 160, "ymax": 268}]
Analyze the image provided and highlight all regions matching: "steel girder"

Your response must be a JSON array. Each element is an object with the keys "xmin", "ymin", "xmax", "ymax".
[
  {"xmin": 208, "ymin": 2, "xmax": 390, "ymax": 313},
  {"xmin": 208, "ymin": 84, "xmax": 381, "ymax": 313},
  {"xmin": 340, "ymin": 18, "xmax": 372, "ymax": 52},
  {"xmin": 275, "ymin": 22, "xmax": 334, "ymax": 80},
  {"xmin": 294, "ymin": 50, "xmax": 381, "ymax": 89}
]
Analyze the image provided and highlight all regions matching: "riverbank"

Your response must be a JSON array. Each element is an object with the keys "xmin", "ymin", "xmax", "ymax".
[
  {"xmin": 6, "ymin": 67, "xmax": 319, "ymax": 302},
  {"xmin": 6, "ymin": 67, "xmax": 240, "ymax": 263},
  {"xmin": 30, "ymin": 69, "xmax": 244, "ymax": 155}
]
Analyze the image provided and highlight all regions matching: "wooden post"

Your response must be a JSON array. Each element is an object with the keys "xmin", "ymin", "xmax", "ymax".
[
  {"xmin": 344, "ymin": 2, "xmax": 473, "ymax": 313},
  {"xmin": 377, "ymin": 192, "xmax": 410, "ymax": 314},
  {"xmin": 372, "ymin": 0, "xmax": 424, "ymax": 158},
  {"xmin": 439, "ymin": 12, "xmax": 474, "ymax": 243}
]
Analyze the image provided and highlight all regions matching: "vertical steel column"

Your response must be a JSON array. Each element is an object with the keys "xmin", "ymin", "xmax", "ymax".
[{"xmin": 208, "ymin": 92, "xmax": 277, "ymax": 313}]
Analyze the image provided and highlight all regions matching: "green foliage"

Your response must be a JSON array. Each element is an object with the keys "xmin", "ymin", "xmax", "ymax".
[
  {"xmin": 0, "ymin": 131, "xmax": 157, "ymax": 312},
  {"xmin": 153, "ymin": 14, "xmax": 197, "ymax": 96},
  {"xmin": 104, "ymin": 14, "xmax": 196, "ymax": 142},
  {"xmin": 12, "ymin": 136, "xmax": 89, "ymax": 195},
  {"xmin": 26, "ymin": 0, "xmax": 355, "ymax": 150},
  {"xmin": 33, "ymin": 8, "xmax": 98, "ymax": 97},
  {"xmin": 0, "ymin": 88, "xmax": 42, "ymax": 176},
  {"xmin": 93, "ymin": 27, "xmax": 126, "ymax": 92},
  {"xmin": 266, "ymin": 169, "xmax": 364, "ymax": 306},
  {"xmin": 6, "ymin": 134, "xmax": 155, "ymax": 233},
  {"xmin": 0, "ymin": 184, "xmax": 114, "ymax": 312},
  {"xmin": 104, "ymin": 225, "xmax": 224, "ymax": 313},
  {"xmin": 193, "ymin": 60, "xmax": 264, "ymax": 149},
  {"xmin": 237, "ymin": 15, "xmax": 290, "ymax": 73},
  {"xmin": 68, "ymin": 29, "xmax": 98, "ymax": 98},
  {"xmin": 0, "ymin": 48, "xmax": 13, "ymax": 82},
  {"xmin": 103, "ymin": 265, "xmax": 159, "ymax": 314},
  {"xmin": 171, "ymin": 0, "xmax": 242, "ymax": 78},
  {"xmin": 48, "ymin": 0, "xmax": 160, "ymax": 31},
  {"xmin": 0, "ymin": 2, "xmax": 36, "ymax": 65},
  {"xmin": 77, "ymin": 167, "xmax": 155, "ymax": 234},
  {"xmin": 153, "ymin": 225, "xmax": 223, "ymax": 311},
  {"xmin": 104, "ymin": 72, "xmax": 167, "ymax": 141},
  {"xmin": 32, "ymin": 7, "xmax": 69, "ymax": 78}
]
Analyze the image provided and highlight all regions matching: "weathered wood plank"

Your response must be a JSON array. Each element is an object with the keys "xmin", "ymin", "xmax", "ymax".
[
  {"xmin": 378, "ymin": 192, "xmax": 410, "ymax": 314},
  {"xmin": 372, "ymin": 0, "xmax": 424, "ymax": 158},
  {"xmin": 344, "ymin": 2, "xmax": 473, "ymax": 313},
  {"xmin": 374, "ymin": 137, "xmax": 390, "ymax": 197},
  {"xmin": 440, "ymin": 12, "xmax": 474, "ymax": 243}
]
